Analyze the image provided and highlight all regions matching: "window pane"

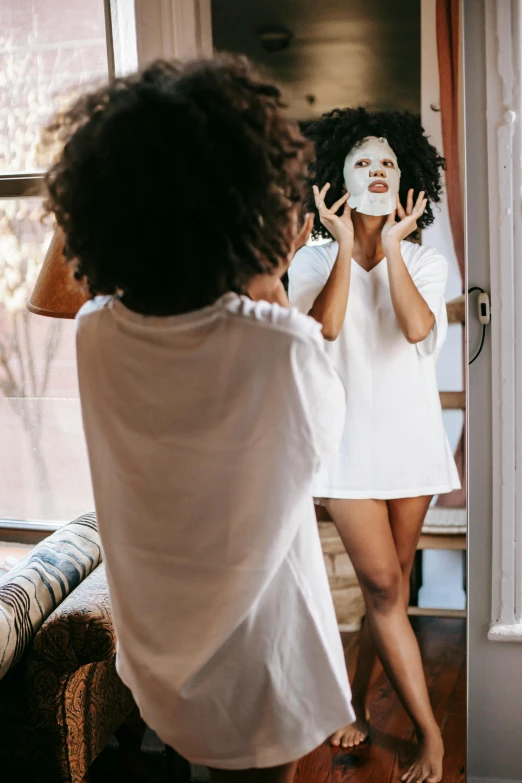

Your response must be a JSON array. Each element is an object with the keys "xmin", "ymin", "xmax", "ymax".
[
  {"xmin": 0, "ymin": 197, "xmax": 94, "ymax": 523},
  {"xmin": 0, "ymin": 0, "xmax": 108, "ymax": 174}
]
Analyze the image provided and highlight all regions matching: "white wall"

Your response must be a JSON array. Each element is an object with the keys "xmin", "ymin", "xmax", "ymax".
[{"xmin": 465, "ymin": 1, "xmax": 522, "ymax": 779}]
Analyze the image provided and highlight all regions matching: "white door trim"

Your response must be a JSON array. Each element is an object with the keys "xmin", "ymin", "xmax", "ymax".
[
  {"xmin": 484, "ymin": 0, "xmax": 522, "ymax": 642},
  {"xmin": 107, "ymin": 0, "xmax": 139, "ymax": 77}
]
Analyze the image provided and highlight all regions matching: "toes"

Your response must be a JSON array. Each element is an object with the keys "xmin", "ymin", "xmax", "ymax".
[
  {"xmin": 401, "ymin": 765, "xmax": 420, "ymax": 783},
  {"xmin": 329, "ymin": 730, "xmax": 345, "ymax": 747}
]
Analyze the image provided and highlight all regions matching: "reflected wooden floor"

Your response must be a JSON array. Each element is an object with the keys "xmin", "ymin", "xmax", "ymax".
[
  {"xmin": 295, "ymin": 618, "xmax": 466, "ymax": 783},
  {"xmin": 91, "ymin": 618, "xmax": 465, "ymax": 782}
]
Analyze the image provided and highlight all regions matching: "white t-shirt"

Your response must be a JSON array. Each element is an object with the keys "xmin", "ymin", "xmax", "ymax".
[
  {"xmin": 288, "ymin": 240, "xmax": 461, "ymax": 500},
  {"xmin": 76, "ymin": 293, "xmax": 354, "ymax": 770}
]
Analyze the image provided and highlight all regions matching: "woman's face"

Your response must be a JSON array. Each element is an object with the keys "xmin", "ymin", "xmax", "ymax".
[{"xmin": 343, "ymin": 136, "xmax": 401, "ymax": 217}]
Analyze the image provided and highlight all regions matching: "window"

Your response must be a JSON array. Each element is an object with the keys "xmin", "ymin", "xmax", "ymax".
[{"xmin": 0, "ymin": 1, "xmax": 111, "ymax": 529}]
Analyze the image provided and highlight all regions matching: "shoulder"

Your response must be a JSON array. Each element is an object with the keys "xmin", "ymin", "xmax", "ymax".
[
  {"xmin": 289, "ymin": 240, "xmax": 338, "ymax": 278},
  {"xmin": 76, "ymin": 296, "xmax": 113, "ymax": 325},
  {"xmin": 77, "ymin": 295, "xmax": 113, "ymax": 318},
  {"xmin": 76, "ymin": 297, "xmax": 116, "ymax": 347},
  {"xmin": 222, "ymin": 294, "xmax": 325, "ymax": 349},
  {"xmin": 400, "ymin": 241, "xmax": 448, "ymax": 274}
]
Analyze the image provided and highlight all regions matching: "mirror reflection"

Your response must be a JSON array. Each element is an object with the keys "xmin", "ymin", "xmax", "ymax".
[{"xmin": 213, "ymin": 0, "xmax": 466, "ymax": 779}]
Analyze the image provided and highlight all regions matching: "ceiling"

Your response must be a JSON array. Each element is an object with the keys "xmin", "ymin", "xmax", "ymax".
[{"xmin": 211, "ymin": 0, "xmax": 420, "ymax": 121}]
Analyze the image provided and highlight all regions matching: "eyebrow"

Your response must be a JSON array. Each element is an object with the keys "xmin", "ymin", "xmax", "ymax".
[{"xmin": 352, "ymin": 153, "xmax": 396, "ymax": 162}]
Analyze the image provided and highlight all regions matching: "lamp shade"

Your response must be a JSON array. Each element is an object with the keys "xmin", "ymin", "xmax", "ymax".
[{"xmin": 27, "ymin": 228, "xmax": 89, "ymax": 319}]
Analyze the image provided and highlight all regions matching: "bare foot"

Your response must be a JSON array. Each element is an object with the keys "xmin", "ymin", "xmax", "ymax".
[
  {"xmin": 330, "ymin": 704, "xmax": 370, "ymax": 749},
  {"xmin": 401, "ymin": 731, "xmax": 444, "ymax": 783}
]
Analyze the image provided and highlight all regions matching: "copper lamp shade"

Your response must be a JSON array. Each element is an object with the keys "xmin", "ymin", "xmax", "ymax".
[{"xmin": 27, "ymin": 228, "xmax": 89, "ymax": 319}]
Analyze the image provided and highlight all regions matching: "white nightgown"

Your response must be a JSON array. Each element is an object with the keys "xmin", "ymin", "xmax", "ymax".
[
  {"xmin": 76, "ymin": 293, "xmax": 354, "ymax": 770},
  {"xmin": 288, "ymin": 239, "xmax": 461, "ymax": 500}
]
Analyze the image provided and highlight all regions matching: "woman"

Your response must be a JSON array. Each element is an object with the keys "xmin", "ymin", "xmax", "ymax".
[
  {"xmin": 289, "ymin": 108, "xmax": 460, "ymax": 783},
  {"xmin": 44, "ymin": 57, "xmax": 354, "ymax": 783}
]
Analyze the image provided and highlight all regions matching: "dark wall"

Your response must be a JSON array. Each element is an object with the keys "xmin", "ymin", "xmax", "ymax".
[{"xmin": 211, "ymin": 0, "xmax": 421, "ymax": 121}]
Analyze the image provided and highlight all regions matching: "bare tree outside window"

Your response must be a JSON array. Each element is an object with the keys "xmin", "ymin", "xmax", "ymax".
[{"xmin": 0, "ymin": 1, "xmax": 109, "ymax": 523}]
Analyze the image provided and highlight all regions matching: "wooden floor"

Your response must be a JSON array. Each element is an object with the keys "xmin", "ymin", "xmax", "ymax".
[
  {"xmin": 295, "ymin": 618, "xmax": 466, "ymax": 783},
  {"xmin": 91, "ymin": 617, "xmax": 466, "ymax": 782}
]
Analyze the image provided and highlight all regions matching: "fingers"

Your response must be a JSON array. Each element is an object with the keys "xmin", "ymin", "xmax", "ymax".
[
  {"xmin": 396, "ymin": 194, "xmax": 407, "ymax": 220},
  {"xmin": 385, "ymin": 209, "xmax": 397, "ymax": 224},
  {"xmin": 303, "ymin": 210, "xmax": 315, "ymax": 236},
  {"xmin": 312, "ymin": 182, "xmax": 331, "ymax": 209},
  {"xmin": 330, "ymin": 192, "xmax": 350, "ymax": 214},
  {"xmin": 294, "ymin": 212, "xmax": 314, "ymax": 250},
  {"xmin": 413, "ymin": 191, "xmax": 427, "ymax": 218},
  {"xmin": 406, "ymin": 188, "xmax": 414, "ymax": 215},
  {"xmin": 342, "ymin": 199, "xmax": 352, "ymax": 219}
]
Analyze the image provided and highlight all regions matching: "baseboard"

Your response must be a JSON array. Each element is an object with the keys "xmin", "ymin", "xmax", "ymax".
[{"xmin": 468, "ymin": 777, "xmax": 522, "ymax": 783}]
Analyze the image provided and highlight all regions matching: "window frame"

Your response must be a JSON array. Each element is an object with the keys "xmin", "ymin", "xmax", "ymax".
[{"xmin": 0, "ymin": 0, "xmax": 212, "ymax": 538}]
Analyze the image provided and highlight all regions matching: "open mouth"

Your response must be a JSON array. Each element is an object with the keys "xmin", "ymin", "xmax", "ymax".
[{"xmin": 368, "ymin": 181, "xmax": 389, "ymax": 194}]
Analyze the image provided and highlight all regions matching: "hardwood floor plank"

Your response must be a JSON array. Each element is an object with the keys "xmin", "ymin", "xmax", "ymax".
[
  {"xmin": 295, "ymin": 619, "xmax": 466, "ymax": 783},
  {"xmin": 440, "ymin": 659, "xmax": 466, "ymax": 782}
]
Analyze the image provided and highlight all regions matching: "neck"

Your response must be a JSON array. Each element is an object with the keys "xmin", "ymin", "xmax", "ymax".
[{"xmin": 352, "ymin": 211, "xmax": 388, "ymax": 263}]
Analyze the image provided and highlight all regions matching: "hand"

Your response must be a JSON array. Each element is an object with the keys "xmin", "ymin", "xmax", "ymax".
[
  {"xmin": 313, "ymin": 183, "xmax": 354, "ymax": 245},
  {"xmin": 294, "ymin": 212, "xmax": 315, "ymax": 252},
  {"xmin": 287, "ymin": 211, "xmax": 315, "ymax": 262},
  {"xmin": 381, "ymin": 189, "xmax": 427, "ymax": 247}
]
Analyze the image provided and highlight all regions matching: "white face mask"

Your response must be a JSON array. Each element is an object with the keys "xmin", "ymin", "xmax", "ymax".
[{"xmin": 343, "ymin": 136, "xmax": 401, "ymax": 217}]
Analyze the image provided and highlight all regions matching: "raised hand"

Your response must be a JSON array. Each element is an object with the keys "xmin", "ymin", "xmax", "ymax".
[
  {"xmin": 313, "ymin": 183, "xmax": 354, "ymax": 246},
  {"xmin": 292, "ymin": 212, "xmax": 315, "ymax": 254},
  {"xmin": 381, "ymin": 189, "xmax": 427, "ymax": 247}
]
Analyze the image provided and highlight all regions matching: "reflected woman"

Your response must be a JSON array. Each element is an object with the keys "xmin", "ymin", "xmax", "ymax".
[{"xmin": 289, "ymin": 109, "xmax": 460, "ymax": 783}]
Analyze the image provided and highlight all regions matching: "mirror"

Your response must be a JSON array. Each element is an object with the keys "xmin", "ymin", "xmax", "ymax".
[{"xmin": 212, "ymin": 0, "xmax": 466, "ymax": 778}]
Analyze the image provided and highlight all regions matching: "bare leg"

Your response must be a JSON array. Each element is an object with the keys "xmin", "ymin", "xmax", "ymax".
[
  {"xmin": 387, "ymin": 496, "xmax": 442, "ymax": 783},
  {"xmin": 210, "ymin": 762, "xmax": 297, "ymax": 783},
  {"xmin": 327, "ymin": 498, "xmax": 443, "ymax": 783},
  {"xmin": 331, "ymin": 494, "xmax": 433, "ymax": 749},
  {"xmin": 329, "ymin": 501, "xmax": 388, "ymax": 750}
]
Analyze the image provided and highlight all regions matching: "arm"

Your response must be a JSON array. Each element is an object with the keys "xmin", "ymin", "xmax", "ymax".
[
  {"xmin": 307, "ymin": 184, "xmax": 354, "ymax": 341},
  {"xmin": 382, "ymin": 190, "xmax": 435, "ymax": 344},
  {"xmin": 308, "ymin": 241, "xmax": 352, "ymax": 340}
]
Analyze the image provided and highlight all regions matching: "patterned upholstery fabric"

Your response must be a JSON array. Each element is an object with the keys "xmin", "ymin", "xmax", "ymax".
[
  {"xmin": 0, "ymin": 516, "xmax": 134, "ymax": 782},
  {"xmin": 0, "ymin": 513, "xmax": 101, "ymax": 681}
]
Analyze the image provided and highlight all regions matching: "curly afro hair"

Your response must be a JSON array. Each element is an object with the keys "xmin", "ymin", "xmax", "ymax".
[
  {"xmin": 44, "ymin": 55, "xmax": 312, "ymax": 314},
  {"xmin": 303, "ymin": 108, "xmax": 445, "ymax": 240}
]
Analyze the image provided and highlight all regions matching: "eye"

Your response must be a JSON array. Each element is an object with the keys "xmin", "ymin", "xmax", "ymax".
[
  {"xmin": 382, "ymin": 159, "xmax": 395, "ymax": 168},
  {"xmin": 355, "ymin": 159, "xmax": 370, "ymax": 168}
]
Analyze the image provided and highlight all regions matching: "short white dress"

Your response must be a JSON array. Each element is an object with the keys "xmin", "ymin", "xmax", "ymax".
[{"xmin": 289, "ymin": 240, "xmax": 461, "ymax": 500}]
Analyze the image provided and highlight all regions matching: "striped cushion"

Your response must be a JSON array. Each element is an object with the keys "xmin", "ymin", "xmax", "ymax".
[{"xmin": 0, "ymin": 513, "xmax": 101, "ymax": 681}]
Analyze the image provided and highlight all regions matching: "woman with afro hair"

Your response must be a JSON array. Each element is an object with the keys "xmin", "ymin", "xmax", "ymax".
[
  {"xmin": 289, "ymin": 108, "xmax": 460, "ymax": 783},
  {"xmin": 44, "ymin": 57, "xmax": 355, "ymax": 782}
]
